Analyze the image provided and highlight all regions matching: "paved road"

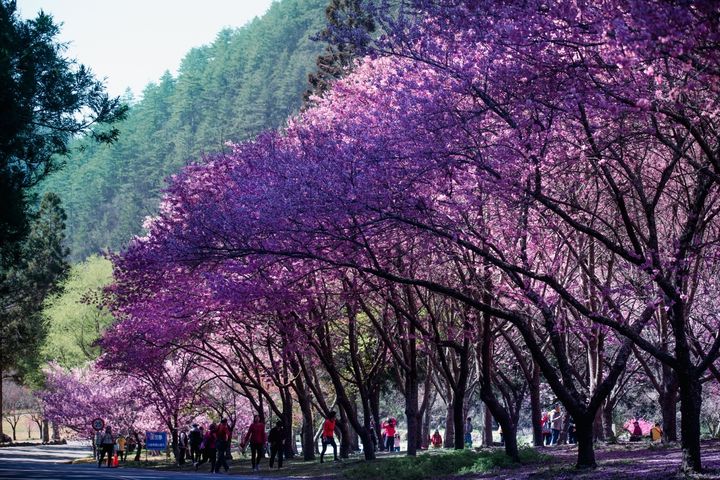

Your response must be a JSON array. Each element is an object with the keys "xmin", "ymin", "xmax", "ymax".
[{"xmin": 0, "ymin": 443, "xmax": 266, "ymax": 479}]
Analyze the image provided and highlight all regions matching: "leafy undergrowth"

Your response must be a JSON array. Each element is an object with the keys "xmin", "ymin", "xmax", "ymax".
[{"xmin": 343, "ymin": 448, "xmax": 548, "ymax": 480}]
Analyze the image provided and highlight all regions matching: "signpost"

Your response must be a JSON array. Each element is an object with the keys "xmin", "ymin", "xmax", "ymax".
[
  {"xmin": 145, "ymin": 431, "xmax": 168, "ymax": 454},
  {"xmin": 91, "ymin": 418, "xmax": 105, "ymax": 431}
]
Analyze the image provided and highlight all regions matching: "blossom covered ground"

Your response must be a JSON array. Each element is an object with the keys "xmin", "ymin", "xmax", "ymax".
[{"xmin": 469, "ymin": 441, "xmax": 720, "ymax": 480}]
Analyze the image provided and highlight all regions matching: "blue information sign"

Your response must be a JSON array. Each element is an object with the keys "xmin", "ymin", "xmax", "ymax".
[{"xmin": 145, "ymin": 431, "xmax": 168, "ymax": 450}]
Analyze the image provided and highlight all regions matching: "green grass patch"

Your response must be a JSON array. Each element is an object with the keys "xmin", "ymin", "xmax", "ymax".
[{"xmin": 343, "ymin": 448, "xmax": 549, "ymax": 480}]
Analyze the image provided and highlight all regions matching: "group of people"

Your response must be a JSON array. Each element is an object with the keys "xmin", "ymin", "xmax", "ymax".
[
  {"xmin": 541, "ymin": 404, "xmax": 570, "ymax": 445},
  {"xmin": 182, "ymin": 415, "xmax": 287, "ymax": 473},
  {"xmin": 429, "ymin": 416, "xmax": 474, "ymax": 449},
  {"xmin": 94, "ymin": 426, "xmax": 137, "ymax": 467},
  {"xmin": 628, "ymin": 420, "xmax": 664, "ymax": 442}
]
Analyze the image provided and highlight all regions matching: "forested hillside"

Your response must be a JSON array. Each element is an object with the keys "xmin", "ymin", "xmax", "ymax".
[{"xmin": 41, "ymin": 0, "xmax": 328, "ymax": 261}]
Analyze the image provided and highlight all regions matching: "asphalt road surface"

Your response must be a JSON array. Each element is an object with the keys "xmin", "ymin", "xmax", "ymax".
[{"xmin": 0, "ymin": 443, "xmax": 266, "ymax": 479}]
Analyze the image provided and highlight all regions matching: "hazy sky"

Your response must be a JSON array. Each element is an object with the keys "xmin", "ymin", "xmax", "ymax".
[{"xmin": 17, "ymin": 0, "xmax": 276, "ymax": 98}]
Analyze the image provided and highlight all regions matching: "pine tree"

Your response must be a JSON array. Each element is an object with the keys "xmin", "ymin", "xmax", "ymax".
[{"xmin": 304, "ymin": 0, "xmax": 375, "ymax": 104}]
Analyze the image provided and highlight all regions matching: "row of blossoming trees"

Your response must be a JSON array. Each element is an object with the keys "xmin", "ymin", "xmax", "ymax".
[{"xmin": 40, "ymin": 0, "xmax": 719, "ymax": 473}]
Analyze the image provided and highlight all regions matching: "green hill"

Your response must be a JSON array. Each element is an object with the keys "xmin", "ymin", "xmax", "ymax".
[{"xmin": 41, "ymin": 0, "xmax": 328, "ymax": 261}]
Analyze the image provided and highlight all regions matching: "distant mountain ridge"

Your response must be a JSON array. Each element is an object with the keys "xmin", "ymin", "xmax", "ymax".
[{"xmin": 41, "ymin": 0, "xmax": 328, "ymax": 261}]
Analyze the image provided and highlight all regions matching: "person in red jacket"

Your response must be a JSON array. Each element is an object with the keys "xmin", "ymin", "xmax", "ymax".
[
  {"xmin": 242, "ymin": 415, "xmax": 266, "ymax": 471},
  {"xmin": 214, "ymin": 418, "xmax": 231, "ymax": 473},
  {"xmin": 320, "ymin": 411, "xmax": 339, "ymax": 463},
  {"xmin": 382, "ymin": 417, "xmax": 397, "ymax": 452}
]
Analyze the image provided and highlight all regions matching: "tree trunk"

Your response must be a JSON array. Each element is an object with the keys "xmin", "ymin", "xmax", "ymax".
[
  {"xmin": 370, "ymin": 387, "xmax": 381, "ymax": 451},
  {"xmin": 42, "ymin": 419, "xmax": 49, "ymax": 443},
  {"xmin": 483, "ymin": 404, "xmax": 493, "ymax": 446},
  {"xmin": 52, "ymin": 421, "xmax": 60, "ymax": 441},
  {"xmin": 602, "ymin": 401, "xmax": 615, "ymax": 441},
  {"xmin": 282, "ymin": 389, "xmax": 296, "ymax": 458},
  {"xmin": 679, "ymin": 374, "xmax": 702, "ymax": 472},
  {"xmin": 575, "ymin": 418, "xmax": 596, "ymax": 469},
  {"xmin": 404, "ymin": 368, "xmax": 419, "ymax": 456},
  {"xmin": 444, "ymin": 402, "xmax": 454, "ymax": 448},
  {"xmin": 0, "ymin": 373, "xmax": 3, "ymax": 440},
  {"xmin": 171, "ymin": 427, "xmax": 179, "ymax": 463},
  {"xmin": 338, "ymin": 406, "xmax": 351, "ymax": 459},
  {"xmin": 298, "ymin": 383, "xmax": 315, "ymax": 460},
  {"xmin": 452, "ymin": 389, "xmax": 465, "ymax": 449},
  {"xmin": 593, "ymin": 408, "xmax": 604, "ymax": 442},
  {"xmin": 421, "ymin": 406, "xmax": 431, "ymax": 450},
  {"xmin": 660, "ymin": 371, "xmax": 678, "ymax": 442},
  {"xmin": 529, "ymin": 368, "xmax": 543, "ymax": 446}
]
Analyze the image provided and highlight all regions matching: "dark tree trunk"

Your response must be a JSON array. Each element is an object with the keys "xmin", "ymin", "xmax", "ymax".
[
  {"xmin": 678, "ymin": 374, "xmax": 702, "ymax": 472},
  {"xmin": 575, "ymin": 418, "xmax": 596, "ymax": 469},
  {"xmin": 370, "ymin": 388, "xmax": 381, "ymax": 451},
  {"xmin": 452, "ymin": 390, "xmax": 465, "ymax": 449},
  {"xmin": 602, "ymin": 401, "xmax": 615, "ymax": 441},
  {"xmin": 282, "ymin": 389, "xmax": 295, "ymax": 458},
  {"xmin": 404, "ymin": 367, "xmax": 419, "ymax": 456},
  {"xmin": 444, "ymin": 402, "xmax": 454, "ymax": 448},
  {"xmin": 42, "ymin": 419, "xmax": 49, "ymax": 443},
  {"xmin": 660, "ymin": 369, "xmax": 678, "ymax": 442},
  {"xmin": 171, "ymin": 427, "xmax": 179, "ymax": 463},
  {"xmin": 338, "ymin": 406, "xmax": 351, "ymax": 458},
  {"xmin": 421, "ymin": 406, "xmax": 431, "ymax": 450},
  {"xmin": 529, "ymin": 367, "xmax": 543, "ymax": 446},
  {"xmin": 593, "ymin": 408, "xmax": 604, "ymax": 442},
  {"xmin": 297, "ymin": 381, "xmax": 315, "ymax": 460},
  {"xmin": 483, "ymin": 404, "xmax": 493, "ymax": 446}
]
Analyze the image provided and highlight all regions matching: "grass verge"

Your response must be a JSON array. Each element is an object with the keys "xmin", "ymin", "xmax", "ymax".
[{"xmin": 343, "ymin": 447, "xmax": 548, "ymax": 480}]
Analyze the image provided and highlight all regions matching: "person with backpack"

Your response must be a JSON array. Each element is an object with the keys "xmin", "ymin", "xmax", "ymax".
[
  {"xmin": 268, "ymin": 420, "xmax": 285, "ymax": 469},
  {"xmin": 320, "ymin": 411, "xmax": 340, "ymax": 463},
  {"xmin": 195, "ymin": 423, "xmax": 217, "ymax": 472},
  {"xmin": 97, "ymin": 426, "xmax": 115, "ymax": 468},
  {"xmin": 215, "ymin": 418, "xmax": 231, "ymax": 473},
  {"xmin": 189, "ymin": 424, "xmax": 202, "ymax": 464},
  {"xmin": 242, "ymin": 415, "xmax": 266, "ymax": 471}
]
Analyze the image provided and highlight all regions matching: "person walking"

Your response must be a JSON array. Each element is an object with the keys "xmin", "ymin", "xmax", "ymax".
[
  {"xmin": 97, "ymin": 426, "xmax": 115, "ymax": 468},
  {"xmin": 268, "ymin": 420, "xmax": 285, "ymax": 469},
  {"xmin": 215, "ymin": 418, "xmax": 231, "ymax": 473},
  {"xmin": 464, "ymin": 416, "xmax": 473, "ymax": 448},
  {"xmin": 320, "ymin": 411, "xmax": 339, "ymax": 463},
  {"xmin": 195, "ymin": 423, "xmax": 217, "ymax": 472},
  {"xmin": 550, "ymin": 405, "xmax": 563, "ymax": 445},
  {"xmin": 189, "ymin": 424, "xmax": 202, "ymax": 464},
  {"xmin": 242, "ymin": 415, "xmax": 266, "ymax": 471}
]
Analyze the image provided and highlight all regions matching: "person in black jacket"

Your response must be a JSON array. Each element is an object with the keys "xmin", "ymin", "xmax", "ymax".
[
  {"xmin": 268, "ymin": 420, "xmax": 285, "ymax": 469},
  {"xmin": 189, "ymin": 424, "xmax": 202, "ymax": 464}
]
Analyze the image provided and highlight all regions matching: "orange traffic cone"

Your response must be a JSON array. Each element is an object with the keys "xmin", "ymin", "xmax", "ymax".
[{"xmin": 112, "ymin": 452, "xmax": 119, "ymax": 468}]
